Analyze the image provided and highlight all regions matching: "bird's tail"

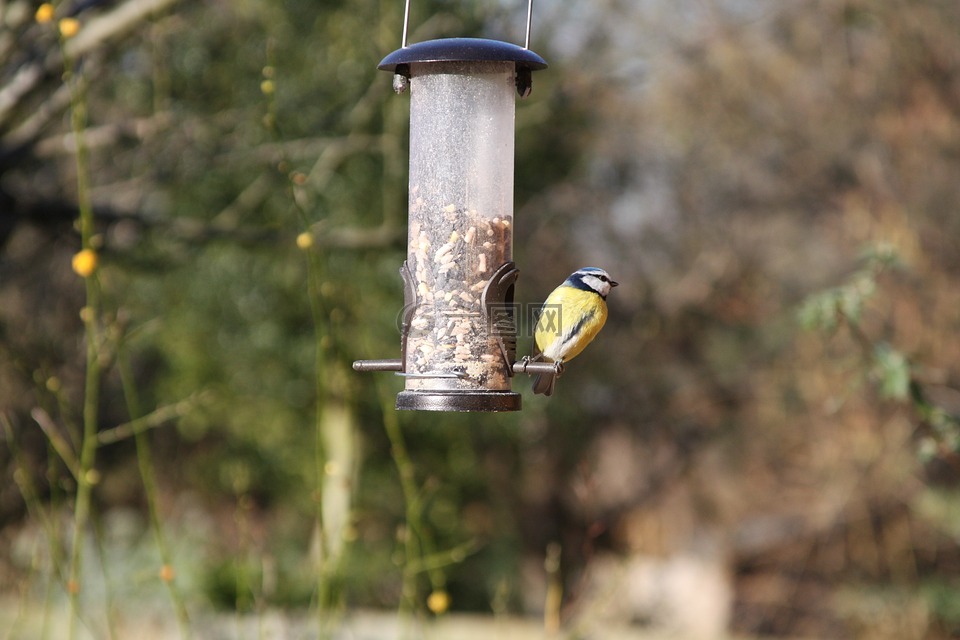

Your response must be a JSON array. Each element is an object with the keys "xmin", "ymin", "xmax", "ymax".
[{"xmin": 532, "ymin": 372, "xmax": 556, "ymax": 396}]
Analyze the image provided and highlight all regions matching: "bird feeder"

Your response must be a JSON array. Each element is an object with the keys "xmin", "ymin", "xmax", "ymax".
[{"xmin": 353, "ymin": 2, "xmax": 559, "ymax": 411}]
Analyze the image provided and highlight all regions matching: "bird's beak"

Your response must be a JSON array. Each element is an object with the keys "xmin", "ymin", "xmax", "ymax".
[{"xmin": 610, "ymin": 280, "xmax": 619, "ymax": 287}]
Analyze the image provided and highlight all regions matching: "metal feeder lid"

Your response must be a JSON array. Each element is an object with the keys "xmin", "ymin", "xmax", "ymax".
[{"xmin": 379, "ymin": 38, "xmax": 547, "ymax": 73}]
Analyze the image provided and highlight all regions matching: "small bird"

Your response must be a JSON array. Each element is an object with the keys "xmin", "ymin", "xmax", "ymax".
[{"xmin": 533, "ymin": 267, "xmax": 618, "ymax": 396}]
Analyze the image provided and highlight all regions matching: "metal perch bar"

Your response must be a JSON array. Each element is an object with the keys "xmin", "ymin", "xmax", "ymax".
[
  {"xmin": 511, "ymin": 359, "xmax": 563, "ymax": 377},
  {"xmin": 352, "ymin": 359, "xmax": 404, "ymax": 372},
  {"xmin": 354, "ymin": 357, "xmax": 563, "ymax": 378}
]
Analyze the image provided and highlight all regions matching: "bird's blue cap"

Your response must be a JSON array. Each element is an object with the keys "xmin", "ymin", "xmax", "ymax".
[{"xmin": 566, "ymin": 267, "xmax": 619, "ymax": 292}]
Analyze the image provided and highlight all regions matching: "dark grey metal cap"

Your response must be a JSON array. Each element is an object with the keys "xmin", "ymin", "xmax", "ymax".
[
  {"xmin": 397, "ymin": 389, "xmax": 522, "ymax": 412},
  {"xmin": 379, "ymin": 38, "xmax": 547, "ymax": 73}
]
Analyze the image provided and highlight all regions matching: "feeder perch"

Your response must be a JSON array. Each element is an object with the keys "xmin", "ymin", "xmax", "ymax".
[{"xmin": 353, "ymin": 2, "xmax": 551, "ymax": 411}]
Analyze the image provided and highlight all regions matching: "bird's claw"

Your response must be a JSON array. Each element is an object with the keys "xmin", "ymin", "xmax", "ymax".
[{"xmin": 515, "ymin": 355, "xmax": 532, "ymax": 374}]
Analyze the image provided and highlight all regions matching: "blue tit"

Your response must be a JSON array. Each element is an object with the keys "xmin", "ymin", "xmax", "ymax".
[{"xmin": 533, "ymin": 267, "xmax": 618, "ymax": 396}]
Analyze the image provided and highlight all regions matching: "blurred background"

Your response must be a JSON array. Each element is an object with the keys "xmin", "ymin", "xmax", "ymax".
[{"xmin": 3, "ymin": 0, "xmax": 960, "ymax": 638}]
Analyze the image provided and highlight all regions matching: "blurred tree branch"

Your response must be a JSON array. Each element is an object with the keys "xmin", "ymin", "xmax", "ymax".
[
  {"xmin": 6, "ymin": 195, "xmax": 405, "ymax": 252},
  {"xmin": 1, "ymin": 0, "xmax": 181, "ymax": 253},
  {"xmin": 30, "ymin": 407, "xmax": 80, "ymax": 481},
  {"xmin": 62, "ymin": 0, "xmax": 178, "ymax": 60},
  {"xmin": 0, "ymin": 0, "xmax": 180, "ymax": 134},
  {"xmin": 96, "ymin": 392, "xmax": 205, "ymax": 446}
]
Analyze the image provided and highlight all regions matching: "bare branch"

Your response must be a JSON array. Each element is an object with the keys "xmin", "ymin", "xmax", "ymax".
[
  {"xmin": 31, "ymin": 112, "xmax": 173, "ymax": 157},
  {"xmin": 0, "ymin": 0, "xmax": 180, "ymax": 137},
  {"xmin": 1, "ymin": 83, "xmax": 73, "ymax": 155},
  {"xmin": 30, "ymin": 407, "xmax": 80, "ymax": 480},
  {"xmin": 0, "ymin": 65, "xmax": 45, "ymax": 128},
  {"xmin": 64, "ymin": 0, "xmax": 181, "ymax": 60},
  {"xmin": 97, "ymin": 393, "xmax": 203, "ymax": 446}
]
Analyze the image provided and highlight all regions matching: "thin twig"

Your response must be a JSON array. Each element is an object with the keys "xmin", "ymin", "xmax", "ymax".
[
  {"xmin": 404, "ymin": 539, "xmax": 480, "ymax": 575},
  {"xmin": 117, "ymin": 348, "xmax": 193, "ymax": 637},
  {"xmin": 31, "ymin": 408, "xmax": 80, "ymax": 481},
  {"xmin": 374, "ymin": 378, "xmax": 422, "ymax": 615},
  {"xmin": 96, "ymin": 395, "xmax": 201, "ymax": 446},
  {"xmin": 64, "ymin": 40, "xmax": 100, "ymax": 640}
]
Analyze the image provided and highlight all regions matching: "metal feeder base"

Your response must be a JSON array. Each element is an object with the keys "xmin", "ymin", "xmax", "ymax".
[{"xmin": 396, "ymin": 390, "xmax": 522, "ymax": 412}]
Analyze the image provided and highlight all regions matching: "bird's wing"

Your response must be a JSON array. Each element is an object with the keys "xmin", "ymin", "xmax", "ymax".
[{"xmin": 552, "ymin": 307, "xmax": 596, "ymax": 359}]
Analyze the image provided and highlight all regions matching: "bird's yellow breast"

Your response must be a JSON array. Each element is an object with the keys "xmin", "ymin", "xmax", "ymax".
[{"xmin": 535, "ymin": 285, "xmax": 608, "ymax": 362}]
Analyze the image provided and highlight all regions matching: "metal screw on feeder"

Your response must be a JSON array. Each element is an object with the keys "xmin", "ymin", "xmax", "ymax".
[{"xmin": 352, "ymin": 0, "xmax": 558, "ymax": 412}]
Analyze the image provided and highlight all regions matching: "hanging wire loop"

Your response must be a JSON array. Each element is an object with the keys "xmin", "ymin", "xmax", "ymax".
[
  {"xmin": 524, "ymin": 0, "xmax": 534, "ymax": 49},
  {"xmin": 399, "ymin": 0, "xmax": 535, "ymax": 49},
  {"xmin": 401, "ymin": 0, "xmax": 412, "ymax": 47}
]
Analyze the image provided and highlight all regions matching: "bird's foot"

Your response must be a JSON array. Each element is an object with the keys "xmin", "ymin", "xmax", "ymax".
[{"xmin": 516, "ymin": 355, "xmax": 532, "ymax": 374}]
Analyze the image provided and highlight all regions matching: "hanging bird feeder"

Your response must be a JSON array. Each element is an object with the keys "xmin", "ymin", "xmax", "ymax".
[{"xmin": 353, "ymin": 0, "xmax": 561, "ymax": 411}]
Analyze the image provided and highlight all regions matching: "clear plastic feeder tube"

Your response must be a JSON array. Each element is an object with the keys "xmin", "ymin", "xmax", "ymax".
[
  {"xmin": 354, "ymin": 37, "xmax": 547, "ymax": 411},
  {"xmin": 404, "ymin": 60, "xmax": 515, "ymax": 393}
]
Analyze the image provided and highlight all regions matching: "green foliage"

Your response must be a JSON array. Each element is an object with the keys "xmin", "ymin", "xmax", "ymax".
[
  {"xmin": 872, "ymin": 343, "xmax": 911, "ymax": 401},
  {"xmin": 923, "ymin": 579, "xmax": 960, "ymax": 628},
  {"xmin": 796, "ymin": 245, "xmax": 896, "ymax": 331},
  {"xmin": 798, "ymin": 241, "xmax": 960, "ymax": 468}
]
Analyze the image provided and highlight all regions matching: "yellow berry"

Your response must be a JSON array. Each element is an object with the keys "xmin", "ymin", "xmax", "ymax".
[
  {"xmin": 71, "ymin": 248, "xmax": 97, "ymax": 277},
  {"xmin": 260, "ymin": 80, "xmax": 275, "ymax": 95},
  {"xmin": 59, "ymin": 17, "xmax": 80, "ymax": 38},
  {"xmin": 35, "ymin": 3, "xmax": 55, "ymax": 23},
  {"xmin": 427, "ymin": 590, "xmax": 450, "ymax": 615},
  {"xmin": 296, "ymin": 232, "xmax": 314, "ymax": 250},
  {"xmin": 159, "ymin": 564, "xmax": 175, "ymax": 583}
]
